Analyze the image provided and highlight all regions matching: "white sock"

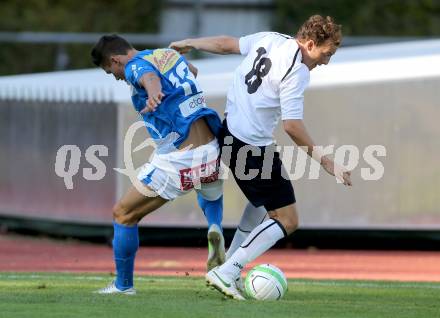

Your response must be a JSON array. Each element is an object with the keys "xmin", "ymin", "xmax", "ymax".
[
  {"xmin": 219, "ymin": 219, "xmax": 286, "ymax": 279},
  {"xmin": 226, "ymin": 202, "xmax": 267, "ymax": 259}
]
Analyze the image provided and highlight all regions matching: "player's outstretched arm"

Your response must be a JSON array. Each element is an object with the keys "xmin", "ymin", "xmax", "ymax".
[
  {"xmin": 169, "ymin": 36, "xmax": 240, "ymax": 55},
  {"xmin": 283, "ymin": 119, "xmax": 352, "ymax": 186}
]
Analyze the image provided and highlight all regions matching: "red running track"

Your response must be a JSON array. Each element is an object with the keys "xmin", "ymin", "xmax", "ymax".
[{"xmin": 1, "ymin": 234, "xmax": 440, "ymax": 282}]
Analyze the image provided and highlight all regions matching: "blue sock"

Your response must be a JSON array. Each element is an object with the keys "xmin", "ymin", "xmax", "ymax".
[
  {"xmin": 113, "ymin": 222, "xmax": 139, "ymax": 290},
  {"xmin": 197, "ymin": 193, "xmax": 223, "ymax": 231}
]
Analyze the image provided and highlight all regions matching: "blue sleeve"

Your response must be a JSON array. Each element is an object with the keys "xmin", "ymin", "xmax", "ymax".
[{"xmin": 125, "ymin": 59, "xmax": 159, "ymax": 86}]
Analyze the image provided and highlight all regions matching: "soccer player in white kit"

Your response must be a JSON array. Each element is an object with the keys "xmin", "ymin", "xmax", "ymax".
[{"xmin": 171, "ymin": 15, "xmax": 352, "ymax": 299}]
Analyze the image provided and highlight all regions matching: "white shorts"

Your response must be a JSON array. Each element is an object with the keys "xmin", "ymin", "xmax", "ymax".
[{"xmin": 137, "ymin": 139, "xmax": 223, "ymax": 201}]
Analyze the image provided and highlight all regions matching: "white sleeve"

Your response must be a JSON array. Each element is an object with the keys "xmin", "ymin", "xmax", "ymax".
[
  {"xmin": 280, "ymin": 64, "xmax": 310, "ymax": 120},
  {"xmin": 239, "ymin": 32, "xmax": 271, "ymax": 56}
]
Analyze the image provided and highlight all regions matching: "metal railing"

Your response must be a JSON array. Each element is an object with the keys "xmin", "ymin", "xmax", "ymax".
[{"xmin": 0, "ymin": 31, "xmax": 433, "ymax": 71}]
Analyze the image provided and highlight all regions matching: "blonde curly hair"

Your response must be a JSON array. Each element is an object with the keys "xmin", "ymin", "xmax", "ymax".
[{"xmin": 296, "ymin": 15, "xmax": 342, "ymax": 47}]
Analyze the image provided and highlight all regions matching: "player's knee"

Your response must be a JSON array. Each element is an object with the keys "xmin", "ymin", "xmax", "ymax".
[
  {"xmin": 282, "ymin": 214, "xmax": 298, "ymax": 235},
  {"xmin": 112, "ymin": 202, "xmax": 124, "ymax": 219},
  {"xmin": 114, "ymin": 212, "xmax": 137, "ymax": 225},
  {"xmin": 113, "ymin": 202, "xmax": 135, "ymax": 225},
  {"xmin": 274, "ymin": 211, "xmax": 298, "ymax": 235}
]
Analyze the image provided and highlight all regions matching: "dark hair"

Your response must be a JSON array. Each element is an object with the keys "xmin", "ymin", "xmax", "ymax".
[
  {"xmin": 296, "ymin": 15, "xmax": 342, "ymax": 47},
  {"xmin": 91, "ymin": 34, "xmax": 133, "ymax": 66}
]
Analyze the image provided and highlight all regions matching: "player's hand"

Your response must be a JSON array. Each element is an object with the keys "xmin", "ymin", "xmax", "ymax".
[
  {"xmin": 169, "ymin": 39, "xmax": 194, "ymax": 54},
  {"xmin": 140, "ymin": 91, "xmax": 164, "ymax": 114},
  {"xmin": 321, "ymin": 156, "xmax": 352, "ymax": 186}
]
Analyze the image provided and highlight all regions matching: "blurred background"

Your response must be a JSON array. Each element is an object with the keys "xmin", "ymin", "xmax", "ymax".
[
  {"xmin": 0, "ymin": 0, "xmax": 439, "ymax": 248},
  {"xmin": 2, "ymin": 0, "xmax": 440, "ymax": 75}
]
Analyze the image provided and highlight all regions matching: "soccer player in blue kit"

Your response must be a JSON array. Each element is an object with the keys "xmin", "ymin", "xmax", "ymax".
[{"xmin": 91, "ymin": 35, "xmax": 225, "ymax": 294}]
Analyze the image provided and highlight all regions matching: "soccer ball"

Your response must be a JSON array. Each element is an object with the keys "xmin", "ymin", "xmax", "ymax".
[{"xmin": 244, "ymin": 264, "xmax": 288, "ymax": 300}]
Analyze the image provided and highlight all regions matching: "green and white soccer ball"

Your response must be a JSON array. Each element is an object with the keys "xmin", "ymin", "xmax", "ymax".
[{"xmin": 245, "ymin": 264, "xmax": 288, "ymax": 300}]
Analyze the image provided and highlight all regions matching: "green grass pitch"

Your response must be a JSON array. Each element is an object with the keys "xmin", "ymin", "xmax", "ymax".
[{"xmin": 0, "ymin": 273, "xmax": 439, "ymax": 318}]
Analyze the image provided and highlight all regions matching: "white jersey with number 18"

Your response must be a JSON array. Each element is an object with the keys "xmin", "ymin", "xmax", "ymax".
[{"xmin": 225, "ymin": 32, "xmax": 310, "ymax": 146}]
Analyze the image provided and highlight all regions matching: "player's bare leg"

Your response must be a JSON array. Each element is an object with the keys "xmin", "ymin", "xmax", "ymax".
[
  {"xmin": 96, "ymin": 185, "xmax": 167, "ymax": 295},
  {"xmin": 112, "ymin": 186, "xmax": 168, "ymax": 226}
]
